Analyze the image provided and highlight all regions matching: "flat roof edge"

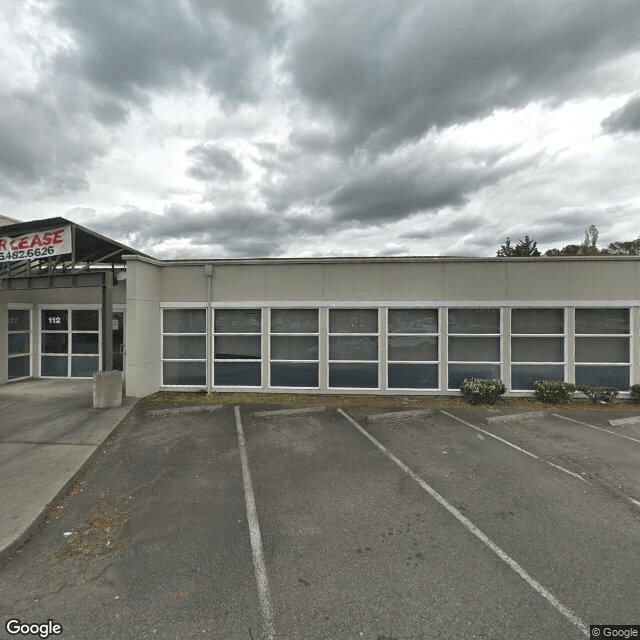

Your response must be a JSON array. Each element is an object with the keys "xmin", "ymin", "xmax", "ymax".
[
  {"xmin": 123, "ymin": 255, "xmax": 640, "ymax": 267},
  {"xmin": 123, "ymin": 254, "xmax": 162, "ymax": 266}
]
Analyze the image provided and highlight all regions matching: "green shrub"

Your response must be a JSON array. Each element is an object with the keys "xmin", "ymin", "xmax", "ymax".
[
  {"xmin": 460, "ymin": 378, "xmax": 506, "ymax": 405},
  {"xmin": 630, "ymin": 384, "xmax": 640, "ymax": 402},
  {"xmin": 576, "ymin": 385, "xmax": 618, "ymax": 403},
  {"xmin": 533, "ymin": 380, "xmax": 576, "ymax": 404}
]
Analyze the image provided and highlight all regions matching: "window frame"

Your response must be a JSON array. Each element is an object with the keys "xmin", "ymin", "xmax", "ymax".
[
  {"xmin": 447, "ymin": 307, "xmax": 501, "ymax": 391},
  {"xmin": 573, "ymin": 307, "xmax": 631, "ymax": 390},
  {"xmin": 327, "ymin": 308, "xmax": 380, "ymax": 390},
  {"xmin": 386, "ymin": 308, "xmax": 439, "ymax": 390},
  {"xmin": 212, "ymin": 308, "xmax": 262, "ymax": 388},
  {"xmin": 39, "ymin": 306, "xmax": 102, "ymax": 379},
  {"xmin": 509, "ymin": 307, "xmax": 565, "ymax": 392},
  {"xmin": 161, "ymin": 308, "xmax": 207, "ymax": 388},
  {"xmin": 8, "ymin": 307, "xmax": 32, "ymax": 381},
  {"xmin": 268, "ymin": 308, "xmax": 320, "ymax": 389}
]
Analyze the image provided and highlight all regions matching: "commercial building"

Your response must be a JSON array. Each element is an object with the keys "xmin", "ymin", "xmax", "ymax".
[{"xmin": 2, "ymin": 217, "xmax": 639, "ymax": 397}]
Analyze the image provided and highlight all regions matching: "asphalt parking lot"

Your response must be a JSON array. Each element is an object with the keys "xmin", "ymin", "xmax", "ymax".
[{"xmin": 1, "ymin": 401, "xmax": 639, "ymax": 640}]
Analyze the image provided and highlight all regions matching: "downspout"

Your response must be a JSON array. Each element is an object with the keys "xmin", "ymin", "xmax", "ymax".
[{"xmin": 204, "ymin": 265, "xmax": 214, "ymax": 394}]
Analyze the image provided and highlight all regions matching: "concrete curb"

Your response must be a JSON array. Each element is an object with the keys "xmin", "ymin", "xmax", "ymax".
[
  {"xmin": 367, "ymin": 409, "xmax": 433, "ymax": 422},
  {"xmin": 0, "ymin": 399, "xmax": 141, "ymax": 563},
  {"xmin": 254, "ymin": 406, "xmax": 328, "ymax": 418},
  {"xmin": 486, "ymin": 411, "xmax": 546, "ymax": 424},
  {"xmin": 146, "ymin": 405, "xmax": 223, "ymax": 418},
  {"xmin": 608, "ymin": 416, "xmax": 640, "ymax": 428}
]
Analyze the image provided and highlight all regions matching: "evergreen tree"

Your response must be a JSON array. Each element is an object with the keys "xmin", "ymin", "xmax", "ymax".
[{"xmin": 497, "ymin": 235, "xmax": 541, "ymax": 257}]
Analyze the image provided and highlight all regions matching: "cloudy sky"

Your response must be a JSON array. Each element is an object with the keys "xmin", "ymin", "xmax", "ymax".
[{"xmin": 1, "ymin": 0, "xmax": 639, "ymax": 259}]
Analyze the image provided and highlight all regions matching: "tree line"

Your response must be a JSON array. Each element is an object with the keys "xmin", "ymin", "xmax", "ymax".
[{"xmin": 497, "ymin": 225, "xmax": 640, "ymax": 257}]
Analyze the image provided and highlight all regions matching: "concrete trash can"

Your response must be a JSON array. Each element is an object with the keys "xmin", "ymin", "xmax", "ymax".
[{"xmin": 93, "ymin": 370, "xmax": 123, "ymax": 409}]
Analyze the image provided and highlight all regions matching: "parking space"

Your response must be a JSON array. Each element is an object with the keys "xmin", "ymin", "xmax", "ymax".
[
  {"xmin": 1, "ymin": 402, "xmax": 639, "ymax": 639},
  {"xmin": 442, "ymin": 409, "xmax": 640, "ymax": 504}
]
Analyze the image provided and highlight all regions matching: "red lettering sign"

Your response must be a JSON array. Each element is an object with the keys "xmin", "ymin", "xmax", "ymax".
[{"xmin": 0, "ymin": 225, "xmax": 71, "ymax": 261}]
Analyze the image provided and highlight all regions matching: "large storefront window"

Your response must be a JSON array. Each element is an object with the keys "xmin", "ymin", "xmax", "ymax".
[
  {"xmin": 8, "ymin": 309, "xmax": 31, "ymax": 380},
  {"xmin": 448, "ymin": 308, "xmax": 500, "ymax": 389},
  {"xmin": 162, "ymin": 309, "xmax": 206, "ymax": 386},
  {"xmin": 575, "ymin": 308, "xmax": 630, "ymax": 390},
  {"xmin": 41, "ymin": 309, "xmax": 101, "ymax": 378},
  {"xmin": 510, "ymin": 308, "xmax": 564, "ymax": 390},
  {"xmin": 328, "ymin": 309, "xmax": 379, "ymax": 388},
  {"xmin": 387, "ymin": 309, "xmax": 438, "ymax": 389},
  {"xmin": 213, "ymin": 309, "xmax": 261, "ymax": 386},
  {"xmin": 269, "ymin": 309, "xmax": 319, "ymax": 388}
]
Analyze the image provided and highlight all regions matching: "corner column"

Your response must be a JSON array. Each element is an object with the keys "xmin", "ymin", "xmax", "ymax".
[{"xmin": 101, "ymin": 273, "xmax": 113, "ymax": 371}]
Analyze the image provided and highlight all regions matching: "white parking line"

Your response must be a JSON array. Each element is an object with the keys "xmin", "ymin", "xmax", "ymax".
[
  {"xmin": 440, "ymin": 411, "xmax": 586, "ymax": 483},
  {"xmin": 337, "ymin": 408, "xmax": 589, "ymax": 638},
  {"xmin": 234, "ymin": 406, "xmax": 275, "ymax": 640},
  {"xmin": 552, "ymin": 414, "xmax": 640, "ymax": 445}
]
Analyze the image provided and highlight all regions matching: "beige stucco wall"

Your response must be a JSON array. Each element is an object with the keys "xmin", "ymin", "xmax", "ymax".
[
  {"xmin": 147, "ymin": 257, "xmax": 640, "ymax": 304},
  {"xmin": 122, "ymin": 256, "xmax": 640, "ymax": 397},
  {"xmin": 1, "ymin": 282, "xmax": 125, "ymax": 305},
  {"xmin": 124, "ymin": 258, "xmax": 161, "ymax": 397}
]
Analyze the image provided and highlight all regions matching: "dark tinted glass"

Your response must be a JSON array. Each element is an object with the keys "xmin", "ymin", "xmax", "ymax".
[
  {"xmin": 448, "ymin": 364, "xmax": 501, "ymax": 389},
  {"xmin": 270, "ymin": 336, "xmax": 318, "ymax": 360},
  {"xmin": 214, "ymin": 362, "xmax": 261, "ymax": 386},
  {"xmin": 41, "ymin": 356, "xmax": 68, "ymax": 376},
  {"xmin": 8, "ymin": 333, "xmax": 30, "ymax": 354},
  {"xmin": 8, "ymin": 310, "xmax": 29, "ymax": 331},
  {"xmin": 388, "ymin": 364, "xmax": 438, "ymax": 389},
  {"xmin": 270, "ymin": 363, "xmax": 319, "ymax": 387},
  {"xmin": 448, "ymin": 309, "xmax": 499, "ymax": 333},
  {"xmin": 388, "ymin": 336, "xmax": 438, "ymax": 361},
  {"xmin": 329, "ymin": 363, "xmax": 378, "ymax": 388},
  {"xmin": 42, "ymin": 309, "xmax": 68, "ymax": 331},
  {"xmin": 388, "ymin": 309, "xmax": 438, "ymax": 333},
  {"xmin": 42, "ymin": 333, "xmax": 68, "ymax": 354},
  {"xmin": 214, "ymin": 309, "xmax": 261, "ymax": 333},
  {"xmin": 163, "ymin": 309, "xmax": 206, "ymax": 333},
  {"xmin": 270, "ymin": 309, "xmax": 318, "ymax": 333},
  {"xmin": 575, "ymin": 365, "xmax": 629, "ymax": 390},
  {"xmin": 215, "ymin": 336, "xmax": 261, "ymax": 360},
  {"xmin": 575, "ymin": 309, "xmax": 629, "ymax": 334},
  {"xmin": 163, "ymin": 361, "xmax": 206, "ymax": 385},
  {"xmin": 8, "ymin": 356, "xmax": 30, "ymax": 379},
  {"xmin": 329, "ymin": 309, "xmax": 377, "ymax": 333},
  {"xmin": 71, "ymin": 356, "xmax": 99, "ymax": 378},
  {"xmin": 72, "ymin": 333, "xmax": 99, "ymax": 355},
  {"xmin": 511, "ymin": 365, "xmax": 565, "ymax": 391},
  {"xmin": 511, "ymin": 309, "xmax": 563, "ymax": 334},
  {"xmin": 73, "ymin": 310, "xmax": 99, "ymax": 331}
]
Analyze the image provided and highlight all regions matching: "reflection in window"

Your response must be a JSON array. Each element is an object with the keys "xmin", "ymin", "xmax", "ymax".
[
  {"xmin": 329, "ymin": 309, "xmax": 378, "ymax": 388},
  {"xmin": 575, "ymin": 308, "xmax": 630, "ymax": 391},
  {"xmin": 214, "ymin": 309, "xmax": 261, "ymax": 387},
  {"xmin": 269, "ymin": 309, "xmax": 318, "ymax": 388},
  {"xmin": 388, "ymin": 309, "xmax": 438, "ymax": 389},
  {"xmin": 510, "ymin": 308, "xmax": 565, "ymax": 391},
  {"xmin": 162, "ymin": 309, "xmax": 206, "ymax": 386},
  {"xmin": 448, "ymin": 308, "xmax": 500, "ymax": 389}
]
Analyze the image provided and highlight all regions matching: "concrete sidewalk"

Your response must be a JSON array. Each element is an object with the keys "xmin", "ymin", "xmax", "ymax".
[{"xmin": 0, "ymin": 379, "xmax": 137, "ymax": 559}]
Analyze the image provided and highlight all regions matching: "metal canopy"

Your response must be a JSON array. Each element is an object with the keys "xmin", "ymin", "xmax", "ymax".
[
  {"xmin": 0, "ymin": 217, "xmax": 146, "ymax": 372},
  {"xmin": 0, "ymin": 216, "xmax": 149, "ymax": 278}
]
